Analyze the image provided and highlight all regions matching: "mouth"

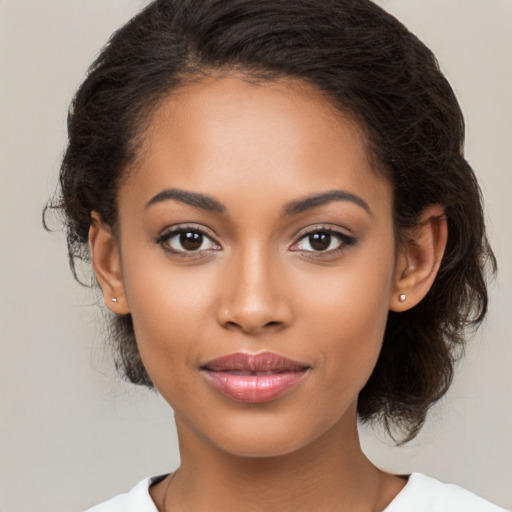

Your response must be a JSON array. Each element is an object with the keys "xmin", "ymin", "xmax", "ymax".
[{"xmin": 200, "ymin": 352, "xmax": 310, "ymax": 403}]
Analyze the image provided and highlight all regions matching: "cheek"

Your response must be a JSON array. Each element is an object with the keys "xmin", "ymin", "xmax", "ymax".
[
  {"xmin": 121, "ymin": 251, "xmax": 217, "ymax": 390},
  {"xmin": 120, "ymin": 224, "xmax": 395, "ymax": 407},
  {"xmin": 296, "ymin": 248, "xmax": 395, "ymax": 386}
]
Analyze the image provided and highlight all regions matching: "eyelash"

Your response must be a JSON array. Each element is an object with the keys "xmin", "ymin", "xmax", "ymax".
[
  {"xmin": 156, "ymin": 225, "xmax": 221, "ymax": 257},
  {"xmin": 155, "ymin": 224, "xmax": 357, "ymax": 258},
  {"xmin": 291, "ymin": 226, "xmax": 357, "ymax": 257}
]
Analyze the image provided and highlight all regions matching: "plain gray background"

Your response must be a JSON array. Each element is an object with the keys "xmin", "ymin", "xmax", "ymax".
[{"xmin": 1, "ymin": 1, "xmax": 511, "ymax": 510}]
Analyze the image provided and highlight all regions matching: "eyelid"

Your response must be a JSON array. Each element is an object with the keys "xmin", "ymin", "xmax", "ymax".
[
  {"xmin": 156, "ymin": 223, "xmax": 221, "ymax": 254},
  {"xmin": 290, "ymin": 225, "xmax": 357, "ymax": 253},
  {"xmin": 155, "ymin": 223, "xmax": 356, "ymax": 257}
]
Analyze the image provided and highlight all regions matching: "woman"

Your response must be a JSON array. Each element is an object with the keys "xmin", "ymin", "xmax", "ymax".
[{"xmin": 47, "ymin": 0, "xmax": 507, "ymax": 510}]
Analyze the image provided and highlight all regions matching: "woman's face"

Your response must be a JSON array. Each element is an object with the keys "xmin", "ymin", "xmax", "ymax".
[{"xmin": 113, "ymin": 77, "xmax": 400, "ymax": 457}]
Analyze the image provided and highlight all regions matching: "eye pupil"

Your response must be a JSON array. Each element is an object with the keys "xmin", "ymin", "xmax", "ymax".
[
  {"xmin": 309, "ymin": 232, "xmax": 331, "ymax": 251},
  {"xmin": 180, "ymin": 231, "xmax": 203, "ymax": 250}
]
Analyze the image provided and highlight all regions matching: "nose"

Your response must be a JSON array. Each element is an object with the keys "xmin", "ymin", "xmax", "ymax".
[{"xmin": 216, "ymin": 245, "xmax": 293, "ymax": 335}]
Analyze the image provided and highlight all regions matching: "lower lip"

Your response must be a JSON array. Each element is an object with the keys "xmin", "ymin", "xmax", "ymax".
[{"xmin": 202, "ymin": 370, "xmax": 308, "ymax": 403}]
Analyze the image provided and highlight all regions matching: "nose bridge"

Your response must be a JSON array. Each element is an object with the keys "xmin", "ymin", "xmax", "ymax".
[{"xmin": 218, "ymin": 240, "xmax": 291, "ymax": 333}]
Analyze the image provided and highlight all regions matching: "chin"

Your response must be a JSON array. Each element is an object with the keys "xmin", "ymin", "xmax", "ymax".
[
  {"xmin": 216, "ymin": 432, "xmax": 309, "ymax": 459},
  {"xmin": 197, "ymin": 407, "xmax": 341, "ymax": 460}
]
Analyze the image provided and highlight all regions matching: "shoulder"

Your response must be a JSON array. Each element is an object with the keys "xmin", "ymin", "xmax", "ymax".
[
  {"xmin": 83, "ymin": 475, "xmax": 164, "ymax": 512},
  {"xmin": 385, "ymin": 473, "xmax": 509, "ymax": 512}
]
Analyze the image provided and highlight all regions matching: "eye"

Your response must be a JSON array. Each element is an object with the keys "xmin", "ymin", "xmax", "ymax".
[
  {"xmin": 156, "ymin": 226, "xmax": 220, "ymax": 254},
  {"xmin": 291, "ymin": 228, "xmax": 356, "ymax": 254}
]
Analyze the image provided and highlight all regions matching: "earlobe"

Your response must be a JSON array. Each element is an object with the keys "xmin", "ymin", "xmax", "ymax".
[
  {"xmin": 390, "ymin": 205, "xmax": 448, "ymax": 312},
  {"xmin": 89, "ymin": 211, "xmax": 130, "ymax": 314}
]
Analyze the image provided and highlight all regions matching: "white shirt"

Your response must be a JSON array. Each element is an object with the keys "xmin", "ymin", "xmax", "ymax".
[{"xmin": 84, "ymin": 472, "xmax": 509, "ymax": 512}]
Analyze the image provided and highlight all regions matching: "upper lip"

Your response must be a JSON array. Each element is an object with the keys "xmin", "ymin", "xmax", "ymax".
[{"xmin": 201, "ymin": 352, "xmax": 310, "ymax": 372}]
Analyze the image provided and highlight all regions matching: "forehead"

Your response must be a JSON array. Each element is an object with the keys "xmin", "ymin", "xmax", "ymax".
[{"xmin": 122, "ymin": 76, "xmax": 391, "ymax": 215}]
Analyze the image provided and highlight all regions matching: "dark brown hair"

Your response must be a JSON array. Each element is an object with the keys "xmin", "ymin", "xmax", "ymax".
[{"xmin": 46, "ymin": 0, "xmax": 496, "ymax": 442}]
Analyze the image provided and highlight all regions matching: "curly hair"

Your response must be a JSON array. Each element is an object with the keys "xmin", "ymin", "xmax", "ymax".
[{"xmin": 45, "ymin": 0, "xmax": 496, "ymax": 442}]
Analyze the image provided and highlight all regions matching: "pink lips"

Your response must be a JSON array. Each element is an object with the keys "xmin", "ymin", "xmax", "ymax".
[{"xmin": 201, "ymin": 352, "xmax": 310, "ymax": 403}]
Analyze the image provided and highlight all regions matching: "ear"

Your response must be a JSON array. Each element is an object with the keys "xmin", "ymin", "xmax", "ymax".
[
  {"xmin": 390, "ymin": 205, "xmax": 448, "ymax": 312},
  {"xmin": 89, "ymin": 211, "xmax": 130, "ymax": 314}
]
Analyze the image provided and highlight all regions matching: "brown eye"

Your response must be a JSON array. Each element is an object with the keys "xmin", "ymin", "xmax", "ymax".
[
  {"xmin": 157, "ymin": 227, "xmax": 220, "ymax": 254},
  {"xmin": 308, "ymin": 232, "xmax": 331, "ymax": 251},
  {"xmin": 292, "ymin": 228, "xmax": 357, "ymax": 254},
  {"xmin": 180, "ymin": 231, "xmax": 203, "ymax": 251}
]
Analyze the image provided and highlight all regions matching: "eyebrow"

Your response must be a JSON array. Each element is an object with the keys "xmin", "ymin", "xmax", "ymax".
[
  {"xmin": 282, "ymin": 190, "xmax": 371, "ymax": 217},
  {"xmin": 145, "ymin": 187, "xmax": 370, "ymax": 217},
  {"xmin": 145, "ymin": 188, "xmax": 226, "ymax": 213}
]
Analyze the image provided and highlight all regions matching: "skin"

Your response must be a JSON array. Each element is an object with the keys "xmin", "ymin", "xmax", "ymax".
[{"xmin": 90, "ymin": 77, "xmax": 447, "ymax": 511}]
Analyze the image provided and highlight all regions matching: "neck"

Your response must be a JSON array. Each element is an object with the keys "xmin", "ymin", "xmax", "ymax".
[{"xmin": 155, "ymin": 403, "xmax": 404, "ymax": 512}]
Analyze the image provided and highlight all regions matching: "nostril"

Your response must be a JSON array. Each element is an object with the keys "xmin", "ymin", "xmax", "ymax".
[
  {"xmin": 216, "ymin": 297, "xmax": 293, "ymax": 333},
  {"xmin": 221, "ymin": 319, "xmax": 285, "ymax": 334},
  {"xmin": 265, "ymin": 321, "xmax": 283, "ymax": 328}
]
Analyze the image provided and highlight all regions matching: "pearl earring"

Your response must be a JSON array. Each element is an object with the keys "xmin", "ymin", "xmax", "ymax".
[
  {"xmin": 398, "ymin": 293, "xmax": 406, "ymax": 302},
  {"xmin": 111, "ymin": 297, "xmax": 118, "ymax": 303}
]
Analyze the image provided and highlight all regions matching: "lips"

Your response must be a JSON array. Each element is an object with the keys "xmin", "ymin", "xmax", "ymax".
[{"xmin": 200, "ymin": 352, "xmax": 310, "ymax": 403}]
